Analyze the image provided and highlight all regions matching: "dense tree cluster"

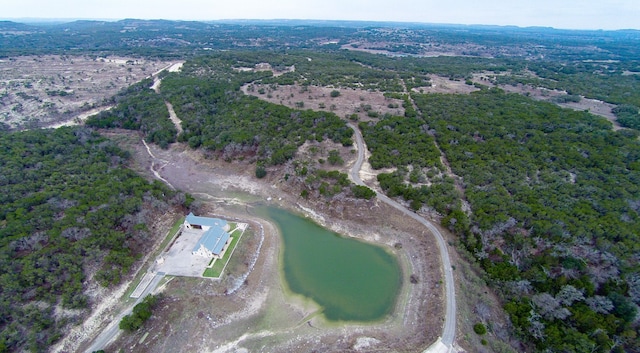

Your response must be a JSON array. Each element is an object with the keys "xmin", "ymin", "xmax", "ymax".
[
  {"xmin": 0, "ymin": 20, "xmax": 358, "ymax": 57},
  {"xmin": 350, "ymin": 185, "xmax": 376, "ymax": 200},
  {"xmin": 377, "ymin": 168, "xmax": 461, "ymax": 213},
  {"xmin": 290, "ymin": 161, "xmax": 375, "ymax": 201},
  {"xmin": 343, "ymin": 51, "xmax": 512, "ymax": 82},
  {"xmin": 613, "ymin": 104, "xmax": 640, "ymax": 130},
  {"xmin": 359, "ymin": 116, "xmax": 441, "ymax": 169},
  {"xmin": 413, "ymin": 90, "xmax": 640, "ymax": 352},
  {"xmin": 119, "ymin": 294, "xmax": 160, "ymax": 332},
  {"xmin": 0, "ymin": 127, "xmax": 185, "ymax": 352},
  {"xmin": 357, "ymin": 111, "xmax": 462, "ymax": 215},
  {"xmin": 261, "ymin": 52, "xmax": 405, "ymax": 92}
]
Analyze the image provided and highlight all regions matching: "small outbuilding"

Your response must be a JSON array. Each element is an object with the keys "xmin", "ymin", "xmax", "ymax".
[{"xmin": 184, "ymin": 213, "xmax": 231, "ymax": 258}]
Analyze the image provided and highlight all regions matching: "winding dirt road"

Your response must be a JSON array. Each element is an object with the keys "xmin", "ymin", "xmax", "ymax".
[{"xmin": 348, "ymin": 123, "xmax": 457, "ymax": 352}]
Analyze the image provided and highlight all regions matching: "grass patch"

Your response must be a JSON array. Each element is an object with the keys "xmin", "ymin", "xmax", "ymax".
[
  {"xmin": 162, "ymin": 216, "xmax": 186, "ymax": 250},
  {"xmin": 202, "ymin": 231, "xmax": 242, "ymax": 278},
  {"xmin": 171, "ymin": 217, "xmax": 186, "ymax": 232}
]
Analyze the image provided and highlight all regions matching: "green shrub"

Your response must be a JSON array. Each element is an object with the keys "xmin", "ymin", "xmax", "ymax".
[
  {"xmin": 119, "ymin": 295, "xmax": 159, "ymax": 332},
  {"xmin": 255, "ymin": 165, "xmax": 267, "ymax": 178},
  {"xmin": 351, "ymin": 185, "xmax": 376, "ymax": 200},
  {"xmin": 473, "ymin": 323, "xmax": 487, "ymax": 335}
]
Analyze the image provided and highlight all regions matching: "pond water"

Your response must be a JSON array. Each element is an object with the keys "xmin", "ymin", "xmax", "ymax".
[{"xmin": 255, "ymin": 205, "xmax": 401, "ymax": 322}]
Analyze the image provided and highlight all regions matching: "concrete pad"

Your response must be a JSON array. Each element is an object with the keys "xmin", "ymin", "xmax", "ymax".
[
  {"xmin": 157, "ymin": 228, "xmax": 212, "ymax": 277},
  {"xmin": 130, "ymin": 272, "xmax": 155, "ymax": 298},
  {"xmin": 422, "ymin": 339, "xmax": 453, "ymax": 353}
]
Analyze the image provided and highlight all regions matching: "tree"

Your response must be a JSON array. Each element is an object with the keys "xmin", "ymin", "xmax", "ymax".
[
  {"xmin": 609, "ymin": 293, "xmax": 637, "ymax": 323},
  {"xmin": 557, "ymin": 285, "xmax": 584, "ymax": 306},
  {"xmin": 255, "ymin": 165, "xmax": 267, "ymax": 179},
  {"xmin": 532, "ymin": 292, "xmax": 571, "ymax": 320},
  {"xmin": 330, "ymin": 90, "xmax": 340, "ymax": 97},
  {"xmin": 0, "ymin": 127, "xmax": 180, "ymax": 352},
  {"xmin": 119, "ymin": 295, "xmax": 159, "ymax": 332}
]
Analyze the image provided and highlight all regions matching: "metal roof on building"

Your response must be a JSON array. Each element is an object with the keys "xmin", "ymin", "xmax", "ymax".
[
  {"xmin": 187, "ymin": 213, "xmax": 230, "ymax": 256},
  {"xmin": 193, "ymin": 227, "xmax": 230, "ymax": 255},
  {"xmin": 186, "ymin": 212, "xmax": 227, "ymax": 228}
]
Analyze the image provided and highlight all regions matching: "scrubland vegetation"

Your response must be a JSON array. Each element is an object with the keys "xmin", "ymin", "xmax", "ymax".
[{"xmin": 1, "ymin": 18, "xmax": 640, "ymax": 353}]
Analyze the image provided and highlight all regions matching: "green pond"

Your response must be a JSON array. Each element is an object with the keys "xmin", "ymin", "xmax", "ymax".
[{"xmin": 255, "ymin": 206, "xmax": 401, "ymax": 322}]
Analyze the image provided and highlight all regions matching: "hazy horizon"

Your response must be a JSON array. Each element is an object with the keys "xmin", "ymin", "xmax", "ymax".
[
  {"xmin": 2, "ymin": 0, "xmax": 639, "ymax": 31},
  {"xmin": 2, "ymin": 17, "xmax": 639, "ymax": 33}
]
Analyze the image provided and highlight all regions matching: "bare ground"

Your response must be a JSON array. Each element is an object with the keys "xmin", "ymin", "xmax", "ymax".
[
  {"xmin": 233, "ymin": 62, "xmax": 294, "ymax": 77},
  {"xmin": 0, "ymin": 55, "xmax": 173, "ymax": 128},
  {"xmin": 89, "ymin": 132, "xmax": 445, "ymax": 353},
  {"xmin": 241, "ymin": 83, "xmax": 405, "ymax": 121},
  {"xmin": 340, "ymin": 43, "xmax": 484, "ymax": 58},
  {"xmin": 412, "ymin": 76, "xmax": 480, "ymax": 95}
]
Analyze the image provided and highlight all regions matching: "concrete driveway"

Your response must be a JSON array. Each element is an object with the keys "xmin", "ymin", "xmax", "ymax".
[{"xmin": 157, "ymin": 227, "xmax": 212, "ymax": 277}]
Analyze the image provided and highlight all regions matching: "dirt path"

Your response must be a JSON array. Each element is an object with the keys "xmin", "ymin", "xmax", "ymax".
[
  {"xmin": 45, "ymin": 105, "xmax": 115, "ymax": 129},
  {"xmin": 405, "ymin": 86, "xmax": 469, "ymax": 210},
  {"xmin": 149, "ymin": 62, "xmax": 184, "ymax": 133},
  {"xmin": 164, "ymin": 102, "xmax": 183, "ymax": 134},
  {"xmin": 142, "ymin": 139, "xmax": 175, "ymax": 190}
]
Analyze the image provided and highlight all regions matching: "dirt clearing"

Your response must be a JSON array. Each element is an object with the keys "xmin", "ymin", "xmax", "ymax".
[
  {"xmin": 242, "ymin": 83, "xmax": 405, "ymax": 121},
  {"xmin": 412, "ymin": 75, "xmax": 480, "ymax": 95},
  {"xmin": 0, "ymin": 55, "xmax": 173, "ymax": 128}
]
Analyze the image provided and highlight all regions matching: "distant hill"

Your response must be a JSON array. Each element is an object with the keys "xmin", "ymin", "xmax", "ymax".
[
  {"xmin": 0, "ymin": 20, "xmax": 37, "ymax": 31},
  {"xmin": 0, "ymin": 18, "xmax": 638, "ymax": 59}
]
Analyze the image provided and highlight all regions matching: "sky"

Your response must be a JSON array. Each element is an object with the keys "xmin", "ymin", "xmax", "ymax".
[{"xmin": 2, "ymin": 0, "xmax": 639, "ymax": 30}]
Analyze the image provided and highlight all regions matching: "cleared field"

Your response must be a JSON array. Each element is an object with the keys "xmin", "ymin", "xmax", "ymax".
[
  {"xmin": 241, "ymin": 83, "xmax": 405, "ymax": 121},
  {"xmin": 0, "ymin": 55, "xmax": 172, "ymax": 128}
]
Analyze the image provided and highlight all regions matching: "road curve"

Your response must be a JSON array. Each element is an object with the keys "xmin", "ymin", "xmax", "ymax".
[{"xmin": 347, "ymin": 123, "xmax": 456, "ymax": 348}]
